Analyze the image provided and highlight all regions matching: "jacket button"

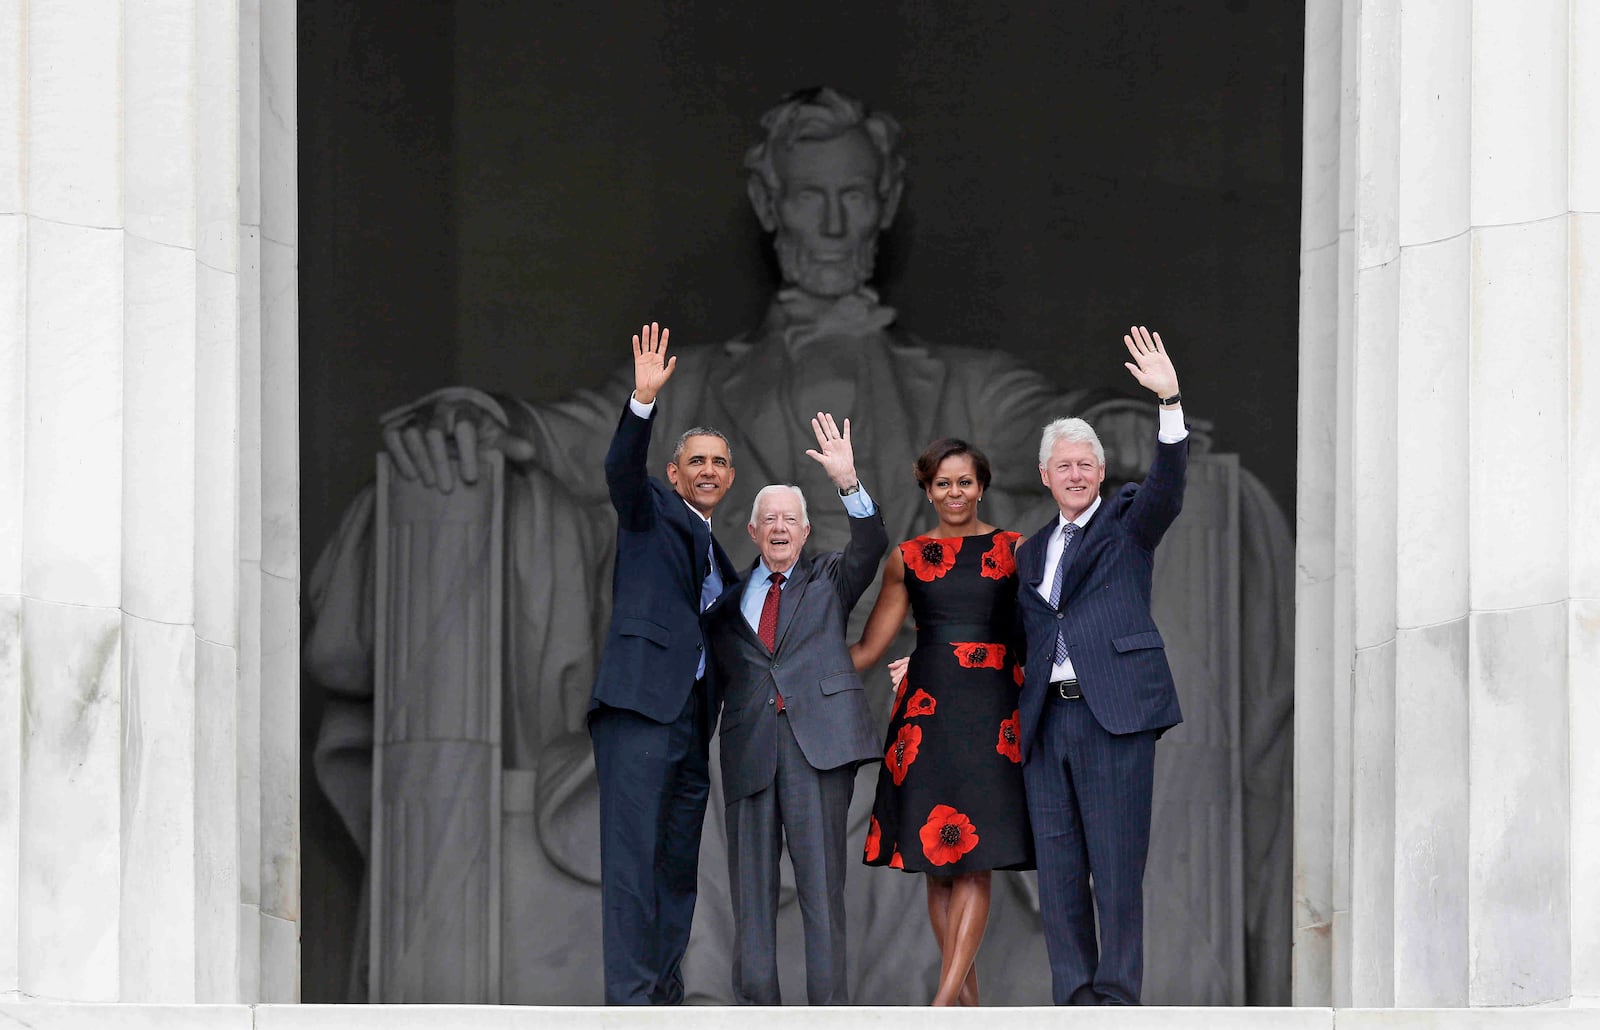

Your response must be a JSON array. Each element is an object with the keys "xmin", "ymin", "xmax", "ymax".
[
  {"xmin": 767, "ymin": 698, "xmax": 775, "ymax": 705},
  {"xmin": 1056, "ymin": 612, "xmax": 1064, "ymax": 620}
]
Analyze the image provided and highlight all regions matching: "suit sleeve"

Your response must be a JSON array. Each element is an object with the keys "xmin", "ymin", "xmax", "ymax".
[
  {"xmin": 1123, "ymin": 432, "xmax": 1188, "ymax": 551},
  {"xmin": 834, "ymin": 504, "xmax": 889, "ymax": 610},
  {"xmin": 603, "ymin": 404, "xmax": 657, "ymax": 531}
]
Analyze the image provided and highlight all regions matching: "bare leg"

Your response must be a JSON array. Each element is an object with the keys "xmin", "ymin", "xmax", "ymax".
[
  {"xmin": 931, "ymin": 872, "xmax": 991, "ymax": 1006},
  {"xmin": 926, "ymin": 874, "xmax": 954, "ymax": 996}
]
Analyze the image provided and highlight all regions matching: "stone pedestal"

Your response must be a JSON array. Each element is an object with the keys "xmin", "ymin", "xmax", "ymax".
[
  {"xmin": 0, "ymin": 0, "xmax": 300, "ymax": 1003},
  {"xmin": 370, "ymin": 455, "xmax": 503, "ymax": 1002},
  {"xmin": 1296, "ymin": 0, "xmax": 1599, "ymax": 1009}
]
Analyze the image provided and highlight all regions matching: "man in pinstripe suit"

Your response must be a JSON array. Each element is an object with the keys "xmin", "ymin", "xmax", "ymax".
[{"xmin": 1014, "ymin": 325, "xmax": 1187, "ymax": 1005}]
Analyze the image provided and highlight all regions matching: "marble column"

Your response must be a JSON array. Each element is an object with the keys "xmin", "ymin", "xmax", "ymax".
[
  {"xmin": 1297, "ymin": 0, "xmax": 1597, "ymax": 1009},
  {"xmin": 0, "ymin": 0, "xmax": 299, "ymax": 1003}
]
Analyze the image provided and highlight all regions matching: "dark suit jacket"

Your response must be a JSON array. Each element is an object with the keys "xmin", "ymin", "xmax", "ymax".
[
  {"xmin": 1015, "ymin": 435, "xmax": 1188, "ymax": 756},
  {"xmin": 705, "ymin": 506, "xmax": 888, "ymax": 804},
  {"xmin": 590, "ymin": 404, "xmax": 737, "ymax": 724}
]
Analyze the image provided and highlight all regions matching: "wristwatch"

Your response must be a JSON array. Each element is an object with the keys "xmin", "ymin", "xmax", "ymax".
[
  {"xmin": 839, "ymin": 482, "xmax": 862, "ymax": 496},
  {"xmin": 1158, "ymin": 392, "xmax": 1182, "ymax": 407}
]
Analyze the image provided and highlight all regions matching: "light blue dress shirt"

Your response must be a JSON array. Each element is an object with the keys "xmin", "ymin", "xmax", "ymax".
[{"xmin": 739, "ymin": 486, "xmax": 877, "ymax": 634}]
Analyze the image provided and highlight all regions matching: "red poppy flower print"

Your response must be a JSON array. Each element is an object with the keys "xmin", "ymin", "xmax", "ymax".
[
  {"xmin": 980, "ymin": 532, "xmax": 1023, "ymax": 580},
  {"xmin": 901, "ymin": 536, "xmax": 963, "ymax": 582},
  {"xmin": 952, "ymin": 641, "xmax": 1007, "ymax": 669},
  {"xmin": 885, "ymin": 724, "xmax": 922, "ymax": 786},
  {"xmin": 864, "ymin": 815, "xmax": 882, "ymax": 862},
  {"xmin": 889, "ymin": 848, "xmax": 904, "ymax": 870},
  {"xmin": 996, "ymin": 710, "xmax": 1023, "ymax": 763},
  {"xmin": 904, "ymin": 689, "xmax": 937, "ymax": 719},
  {"xmin": 920, "ymin": 805, "xmax": 980, "ymax": 866},
  {"xmin": 891, "ymin": 673, "xmax": 910, "ymax": 719}
]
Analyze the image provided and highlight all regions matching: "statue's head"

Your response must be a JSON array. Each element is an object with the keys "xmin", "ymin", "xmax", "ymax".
[{"xmin": 743, "ymin": 87, "xmax": 906, "ymax": 299}]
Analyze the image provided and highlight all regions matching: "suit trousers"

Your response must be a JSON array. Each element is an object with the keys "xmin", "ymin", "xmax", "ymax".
[
  {"xmin": 1022, "ymin": 695, "xmax": 1157, "ymax": 1005},
  {"xmin": 724, "ymin": 713, "xmax": 856, "ymax": 1005},
  {"xmin": 589, "ymin": 681, "xmax": 711, "ymax": 1005}
]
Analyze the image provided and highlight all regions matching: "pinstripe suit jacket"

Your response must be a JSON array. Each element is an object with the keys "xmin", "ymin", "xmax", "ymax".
[{"xmin": 1015, "ymin": 436, "xmax": 1188, "ymax": 758}]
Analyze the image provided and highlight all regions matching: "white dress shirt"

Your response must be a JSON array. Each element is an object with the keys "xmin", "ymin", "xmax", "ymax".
[{"xmin": 1034, "ymin": 405, "xmax": 1189, "ymax": 681}]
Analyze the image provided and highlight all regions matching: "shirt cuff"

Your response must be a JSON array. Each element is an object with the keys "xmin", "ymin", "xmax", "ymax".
[
  {"xmin": 1157, "ymin": 405, "xmax": 1189, "ymax": 444},
  {"xmin": 628, "ymin": 393, "xmax": 655, "ymax": 419},
  {"xmin": 841, "ymin": 484, "xmax": 877, "ymax": 518}
]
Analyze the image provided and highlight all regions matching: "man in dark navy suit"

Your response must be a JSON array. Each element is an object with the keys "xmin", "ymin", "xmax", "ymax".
[
  {"xmin": 589, "ymin": 322, "xmax": 740, "ymax": 1005},
  {"xmin": 1015, "ymin": 325, "xmax": 1188, "ymax": 1006}
]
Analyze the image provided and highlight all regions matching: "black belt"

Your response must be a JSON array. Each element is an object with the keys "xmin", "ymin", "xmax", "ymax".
[
  {"xmin": 916, "ymin": 622, "xmax": 1006, "ymax": 646},
  {"xmin": 1049, "ymin": 678, "xmax": 1082, "ymax": 701}
]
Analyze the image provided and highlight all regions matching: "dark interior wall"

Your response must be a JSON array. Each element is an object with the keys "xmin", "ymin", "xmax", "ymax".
[
  {"xmin": 298, "ymin": 0, "xmax": 1302, "ymax": 1003},
  {"xmin": 298, "ymin": 0, "xmax": 458, "ymax": 1001},
  {"xmin": 448, "ymin": 0, "xmax": 1305, "ymax": 508}
]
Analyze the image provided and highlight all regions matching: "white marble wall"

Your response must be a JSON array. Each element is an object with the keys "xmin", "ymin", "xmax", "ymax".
[
  {"xmin": 1297, "ymin": 0, "xmax": 1595, "ymax": 1010},
  {"xmin": 0, "ymin": 1, "xmax": 298, "ymax": 1004}
]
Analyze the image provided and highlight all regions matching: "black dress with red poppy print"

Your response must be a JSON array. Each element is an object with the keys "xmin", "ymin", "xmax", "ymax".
[{"xmin": 862, "ymin": 529, "xmax": 1035, "ymax": 874}]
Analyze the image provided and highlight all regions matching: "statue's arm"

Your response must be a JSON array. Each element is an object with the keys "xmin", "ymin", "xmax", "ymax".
[
  {"xmin": 962, "ymin": 341, "xmax": 1212, "ymax": 492},
  {"xmin": 373, "ymin": 355, "xmax": 634, "ymax": 505},
  {"xmin": 495, "ymin": 363, "xmax": 635, "ymax": 504},
  {"xmin": 961, "ymin": 349, "xmax": 1085, "ymax": 493}
]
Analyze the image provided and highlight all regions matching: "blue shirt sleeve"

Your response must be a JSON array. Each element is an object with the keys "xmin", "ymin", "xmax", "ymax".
[{"xmin": 841, "ymin": 483, "xmax": 877, "ymax": 519}]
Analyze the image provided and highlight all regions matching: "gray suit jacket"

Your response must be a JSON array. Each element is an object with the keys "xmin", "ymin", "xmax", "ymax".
[{"xmin": 705, "ymin": 507, "xmax": 888, "ymax": 804}]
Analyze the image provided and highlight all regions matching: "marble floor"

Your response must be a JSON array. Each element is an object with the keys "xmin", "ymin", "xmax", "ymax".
[{"xmin": 1, "ymin": 1004, "xmax": 1599, "ymax": 1030}]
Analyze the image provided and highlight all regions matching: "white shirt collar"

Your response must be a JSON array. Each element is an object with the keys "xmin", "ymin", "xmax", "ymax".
[
  {"xmin": 681, "ymin": 496, "xmax": 712, "ymax": 527},
  {"xmin": 1057, "ymin": 494, "xmax": 1102, "ymax": 531}
]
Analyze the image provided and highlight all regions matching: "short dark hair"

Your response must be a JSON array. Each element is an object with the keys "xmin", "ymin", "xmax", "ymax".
[
  {"xmin": 913, "ymin": 438, "xmax": 992, "ymax": 491},
  {"xmin": 671, "ymin": 426, "xmax": 732, "ymax": 465}
]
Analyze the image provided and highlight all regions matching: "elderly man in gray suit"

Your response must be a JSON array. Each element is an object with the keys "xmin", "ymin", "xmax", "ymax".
[{"xmin": 703, "ymin": 411, "xmax": 887, "ymax": 1006}]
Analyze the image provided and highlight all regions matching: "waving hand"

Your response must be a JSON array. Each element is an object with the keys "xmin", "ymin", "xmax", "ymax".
[{"xmin": 632, "ymin": 322, "xmax": 677, "ymax": 405}]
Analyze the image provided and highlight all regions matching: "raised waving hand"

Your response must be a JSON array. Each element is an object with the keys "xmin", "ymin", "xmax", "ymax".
[{"xmin": 632, "ymin": 322, "xmax": 677, "ymax": 405}]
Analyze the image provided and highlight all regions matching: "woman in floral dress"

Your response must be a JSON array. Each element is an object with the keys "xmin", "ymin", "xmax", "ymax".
[{"xmin": 851, "ymin": 438, "xmax": 1033, "ymax": 1006}]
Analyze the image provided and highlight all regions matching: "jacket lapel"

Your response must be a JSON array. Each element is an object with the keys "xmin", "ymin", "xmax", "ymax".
[
  {"xmin": 772, "ymin": 555, "xmax": 813, "ymax": 654},
  {"xmin": 1053, "ymin": 503, "xmax": 1112, "ymax": 606},
  {"xmin": 662, "ymin": 492, "xmax": 704, "ymax": 599},
  {"xmin": 1021, "ymin": 517, "xmax": 1055, "ymax": 593},
  {"xmin": 704, "ymin": 570, "xmax": 743, "ymax": 620}
]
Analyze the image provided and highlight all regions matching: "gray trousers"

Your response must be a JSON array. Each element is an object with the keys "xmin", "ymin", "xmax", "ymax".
[{"xmin": 724, "ymin": 714, "xmax": 856, "ymax": 1005}]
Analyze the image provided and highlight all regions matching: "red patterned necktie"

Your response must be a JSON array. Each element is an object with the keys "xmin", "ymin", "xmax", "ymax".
[{"xmin": 759, "ymin": 571, "xmax": 786, "ymax": 711}]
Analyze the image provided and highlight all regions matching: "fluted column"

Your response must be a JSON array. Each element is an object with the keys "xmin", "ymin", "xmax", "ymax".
[
  {"xmin": 1569, "ymin": 2, "xmax": 1600, "ymax": 1008},
  {"xmin": 0, "ymin": 0, "xmax": 298, "ymax": 1003},
  {"xmin": 1298, "ymin": 0, "xmax": 1591, "ymax": 1009}
]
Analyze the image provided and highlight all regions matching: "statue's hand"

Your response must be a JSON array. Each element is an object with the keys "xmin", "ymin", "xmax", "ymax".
[
  {"xmin": 1092, "ymin": 403, "xmax": 1160, "ymax": 480},
  {"xmin": 1082, "ymin": 395, "xmax": 1213, "ymax": 481},
  {"xmin": 379, "ymin": 387, "xmax": 535, "ymax": 493}
]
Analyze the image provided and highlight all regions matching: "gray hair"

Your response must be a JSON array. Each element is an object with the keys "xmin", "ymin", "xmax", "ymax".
[
  {"xmin": 743, "ymin": 86, "xmax": 905, "ymax": 202},
  {"xmin": 748, "ymin": 484, "xmax": 810, "ymax": 528},
  {"xmin": 1037, "ymin": 417, "xmax": 1105, "ymax": 467},
  {"xmin": 671, "ymin": 426, "xmax": 732, "ymax": 465}
]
